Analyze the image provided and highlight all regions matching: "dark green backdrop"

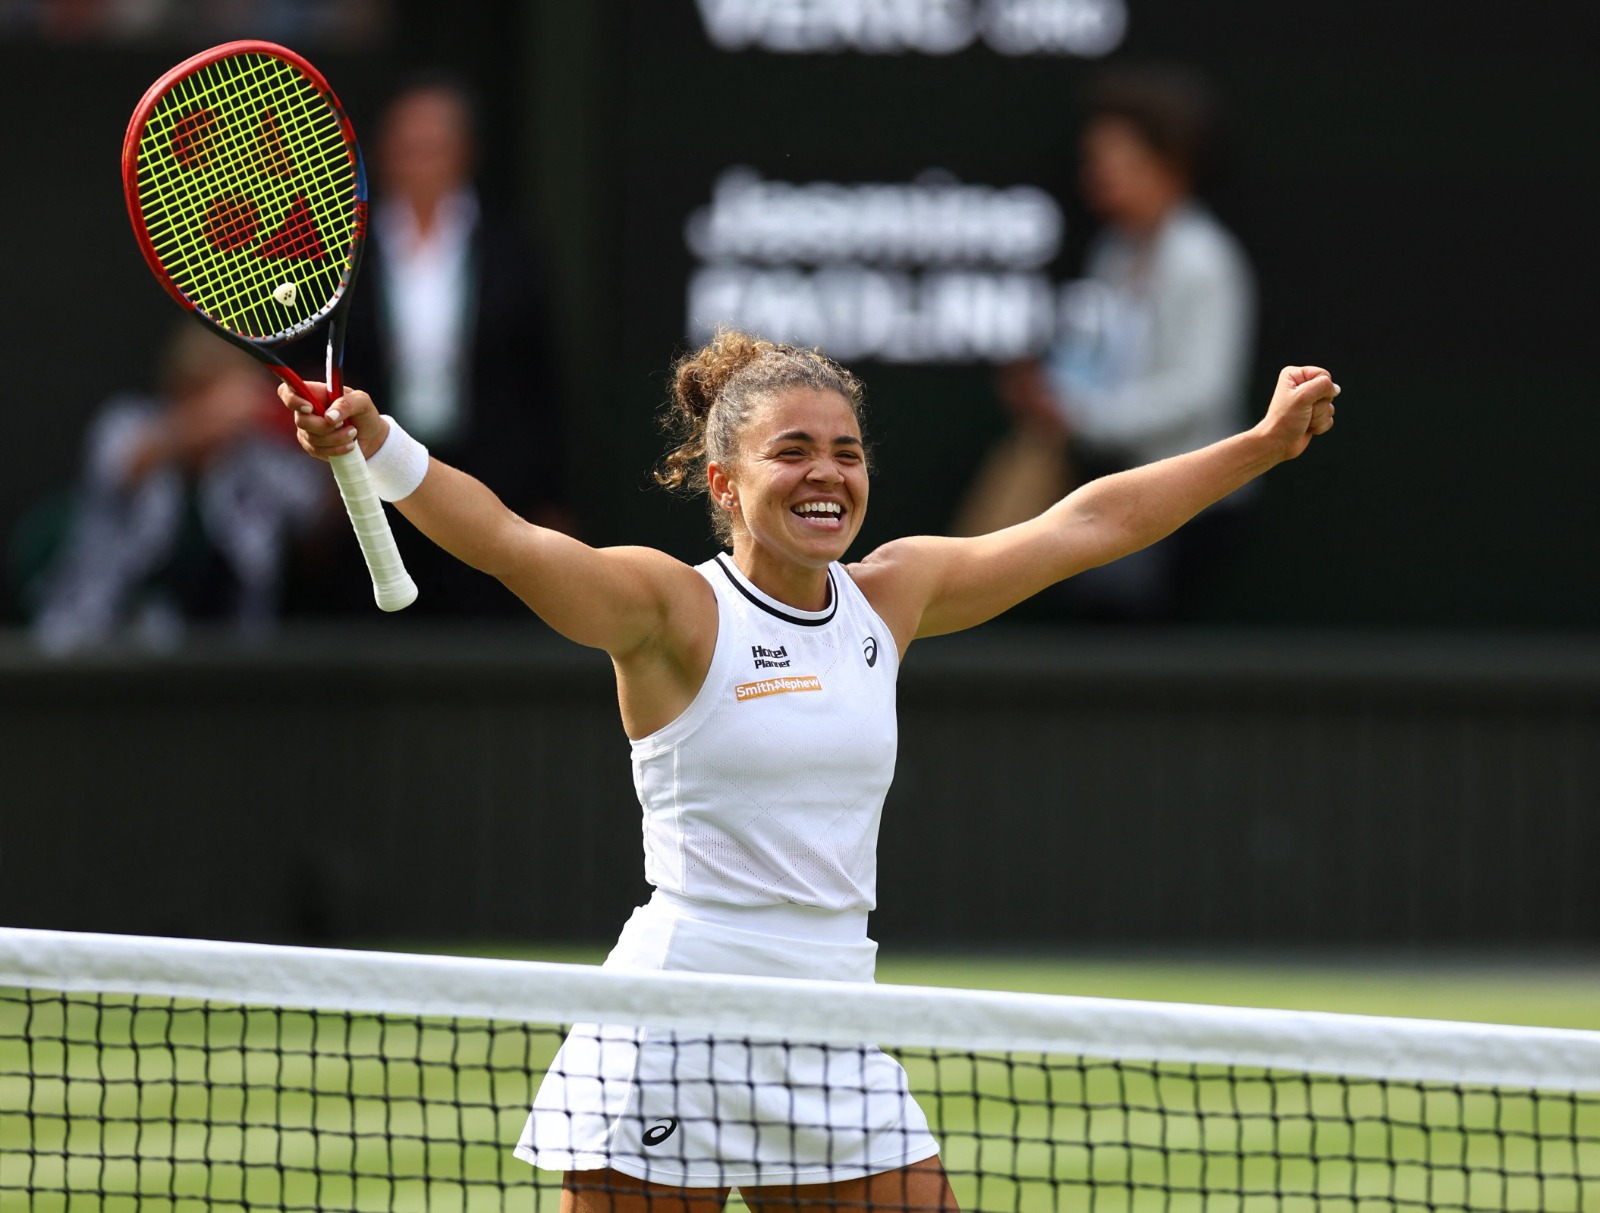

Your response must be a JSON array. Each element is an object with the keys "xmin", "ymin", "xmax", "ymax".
[{"xmin": 0, "ymin": 0, "xmax": 1594, "ymax": 629}]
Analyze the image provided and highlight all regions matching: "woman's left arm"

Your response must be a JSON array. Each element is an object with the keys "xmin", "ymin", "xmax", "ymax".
[{"xmin": 856, "ymin": 366, "xmax": 1338, "ymax": 646}]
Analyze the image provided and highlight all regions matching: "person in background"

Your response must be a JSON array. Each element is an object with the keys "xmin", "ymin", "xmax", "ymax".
[
  {"xmin": 27, "ymin": 326, "xmax": 326, "ymax": 653},
  {"xmin": 955, "ymin": 66, "xmax": 1257, "ymax": 621},
  {"xmin": 334, "ymin": 73, "xmax": 572, "ymax": 616}
]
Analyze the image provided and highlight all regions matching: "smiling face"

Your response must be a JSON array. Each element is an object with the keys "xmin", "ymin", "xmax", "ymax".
[{"xmin": 709, "ymin": 387, "xmax": 869, "ymax": 579}]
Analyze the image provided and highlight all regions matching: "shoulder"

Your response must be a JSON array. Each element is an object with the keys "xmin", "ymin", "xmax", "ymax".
[
  {"xmin": 612, "ymin": 544, "xmax": 718, "ymax": 589},
  {"xmin": 846, "ymin": 536, "xmax": 956, "ymax": 652},
  {"xmin": 82, "ymin": 394, "xmax": 159, "ymax": 465},
  {"xmin": 599, "ymin": 545, "xmax": 720, "ymax": 666},
  {"xmin": 848, "ymin": 535, "xmax": 941, "ymax": 592},
  {"xmin": 1161, "ymin": 205, "xmax": 1251, "ymax": 280},
  {"xmin": 91, "ymin": 392, "xmax": 158, "ymax": 430},
  {"xmin": 581, "ymin": 545, "xmax": 720, "ymax": 631}
]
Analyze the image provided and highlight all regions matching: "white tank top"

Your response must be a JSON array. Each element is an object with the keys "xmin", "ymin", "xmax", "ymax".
[{"xmin": 630, "ymin": 554, "xmax": 899, "ymax": 913}]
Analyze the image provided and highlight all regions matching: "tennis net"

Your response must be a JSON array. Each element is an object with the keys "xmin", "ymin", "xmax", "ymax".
[{"xmin": 2, "ymin": 927, "xmax": 1597, "ymax": 1211}]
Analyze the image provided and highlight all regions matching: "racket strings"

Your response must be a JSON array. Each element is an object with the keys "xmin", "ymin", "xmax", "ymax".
[
  {"xmin": 146, "ymin": 57, "xmax": 350, "ymax": 323},
  {"xmin": 135, "ymin": 52, "xmax": 357, "ymax": 340},
  {"xmin": 145, "ymin": 58, "xmax": 349, "ymax": 298}
]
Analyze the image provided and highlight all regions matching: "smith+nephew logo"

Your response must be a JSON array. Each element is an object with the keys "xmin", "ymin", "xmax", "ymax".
[{"xmin": 735, "ymin": 674, "xmax": 822, "ymax": 701}]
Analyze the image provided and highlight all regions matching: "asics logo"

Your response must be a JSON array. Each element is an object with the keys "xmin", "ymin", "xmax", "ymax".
[
  {"xmin": 863, "ymin": 636, "xmax": 878, "ymax": 667},
  {"xmin": 642, "ymin": 1117, "xmax": 678, "ymax": 1146}
]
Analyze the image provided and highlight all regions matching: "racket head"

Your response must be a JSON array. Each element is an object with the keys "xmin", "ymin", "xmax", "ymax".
[{"xmin": 123, "ymin": 41, "xmax": 368, "ymax": 352}]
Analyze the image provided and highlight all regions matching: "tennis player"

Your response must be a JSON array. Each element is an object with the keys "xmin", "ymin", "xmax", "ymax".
[{"xmin": 281, "ymin": 332, "xmax": 1337, "ymax": 1211}]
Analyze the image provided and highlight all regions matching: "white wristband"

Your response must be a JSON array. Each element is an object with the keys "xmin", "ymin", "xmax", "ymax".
[{"xmin": 365, "ymin": 416, "xmax": 430, "ymax": 502}]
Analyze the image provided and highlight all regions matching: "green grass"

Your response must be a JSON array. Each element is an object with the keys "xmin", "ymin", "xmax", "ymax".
[
  {"xmin": 422, "ymin": 942, "xmax": 1600, "ymax": 1029},
  {"xmin": 871, "ymin": 952, "xmax": 1600, "ymax": 1031},
  {"xmin": 4, "ymin": 949, "xmax": 1597, "ymax": 1211}
]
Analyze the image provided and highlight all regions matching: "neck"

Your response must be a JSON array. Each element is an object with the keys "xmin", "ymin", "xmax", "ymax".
[
  {"xmin": 731, "ymin": 544, "xmax": 833, "ymax": 612},
  {"xmin": 408, "ymin": 195, "xmax": 445, "ymax": 240},
  {"xmin": 1120, "ymin": 191, "xmax": 1189, "ymax": 239},
  {"xmin": 400, "ymin": 186, "xmax": 468, "ymax": 242}
]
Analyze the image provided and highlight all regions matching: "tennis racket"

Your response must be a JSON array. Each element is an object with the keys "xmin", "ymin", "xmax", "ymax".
[{"xmin": 123, "ymin": 40, "xmax": 417, "ymax": 612}]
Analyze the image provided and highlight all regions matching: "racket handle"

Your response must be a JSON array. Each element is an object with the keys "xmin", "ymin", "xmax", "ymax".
[{"xmin": 328, "ymin": 448, "xmax": 419, "ymax": 612}]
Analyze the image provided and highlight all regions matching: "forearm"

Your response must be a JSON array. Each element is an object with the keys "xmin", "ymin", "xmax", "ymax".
[
  {"xmin": 392, "ymin": 458, "xmax": 534, "ymax": 578},
  {"xmin": 315, "ymin": 398, "xmax": 686, "ymax": 653},
  {"xmin": 1055, "ymin": 428, "xmax": 1280, "ymax": 566},
  {"xmin": 900, "ymin": 367, "xmax": 1333, "ymax": 640}
]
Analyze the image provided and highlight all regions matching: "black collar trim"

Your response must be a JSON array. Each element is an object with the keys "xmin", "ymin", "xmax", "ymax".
[{"xmin": 714, "ymin": 555, "xmax": 838, "ymax": 627}]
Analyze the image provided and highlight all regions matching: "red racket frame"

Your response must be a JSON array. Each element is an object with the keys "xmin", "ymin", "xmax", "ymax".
[{"xmin": 122, "ymin": 39, "xmax": 368, "ymax": 414}]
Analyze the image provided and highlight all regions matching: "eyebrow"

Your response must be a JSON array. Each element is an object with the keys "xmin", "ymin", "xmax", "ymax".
[{"xmin": 769, "ymin": 431, "xmax": 863, "ymax": 447}]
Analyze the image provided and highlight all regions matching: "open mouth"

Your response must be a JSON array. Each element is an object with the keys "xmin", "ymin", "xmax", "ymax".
[{"xmin": 792, "ymin": 501, "xmax": 845, "ymax": 528}]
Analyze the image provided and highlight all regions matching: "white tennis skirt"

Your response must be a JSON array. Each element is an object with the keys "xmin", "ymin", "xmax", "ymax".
[{"xmin": 513, "ymin": 891, "xmax": 940, "ymax": 1189}]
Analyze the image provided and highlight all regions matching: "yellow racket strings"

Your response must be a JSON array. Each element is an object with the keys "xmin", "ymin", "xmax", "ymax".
[{"xmin": 136, "ymin": 52, "xmax": 357, "ymax": 340}]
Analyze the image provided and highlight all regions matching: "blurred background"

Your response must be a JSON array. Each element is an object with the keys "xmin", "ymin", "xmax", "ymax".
[{"xmin": 1, "ymin": 0, "xmax": 1597, "ymax": 1005}]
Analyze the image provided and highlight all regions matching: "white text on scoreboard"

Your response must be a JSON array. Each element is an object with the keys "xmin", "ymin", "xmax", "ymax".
[
  {"xmin": 686, "ymin": 168, "xmax": 1075, "ymax": 363},
  {"xmin": 695, "ymin": 0, "xmax": 1128, "ymax": 57}
]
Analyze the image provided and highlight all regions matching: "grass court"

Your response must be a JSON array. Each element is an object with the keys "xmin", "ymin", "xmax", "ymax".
[{"xmin": 4, "ymin": 948, "xmax": 1597, "ymax": 1211}]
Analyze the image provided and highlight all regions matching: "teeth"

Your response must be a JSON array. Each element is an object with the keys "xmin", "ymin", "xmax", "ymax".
[{"xmin": 795, "ymin": 502, "xmax": 842, "ymax": 516}]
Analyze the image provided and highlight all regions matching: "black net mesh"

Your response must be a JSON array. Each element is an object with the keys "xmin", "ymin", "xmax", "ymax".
[{"xmin": 4, "ymin": 988, "xmax": 1597, "ymax": 1212}]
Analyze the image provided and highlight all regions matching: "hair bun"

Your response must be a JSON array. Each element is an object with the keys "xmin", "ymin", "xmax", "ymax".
[
  {"xmin": 671, "ymin": 329, "xmax": 774, "ymax": 420},
  {"xmin": 657, "ymin": 330, "xmax": 865, "ymax": 544}
]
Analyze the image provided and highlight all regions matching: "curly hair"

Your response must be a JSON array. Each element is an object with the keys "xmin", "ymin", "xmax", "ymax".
[{"xmin": 656, "ymin": 330, "xmax": 867, "ymax": 545}]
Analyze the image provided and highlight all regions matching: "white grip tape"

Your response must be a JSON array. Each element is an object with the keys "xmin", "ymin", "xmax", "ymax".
[{"xmin": 328, "ymin": 449, "xmax": 419, "ymax": 612}]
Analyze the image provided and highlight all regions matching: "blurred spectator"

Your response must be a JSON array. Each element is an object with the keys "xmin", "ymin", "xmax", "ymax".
[
  {"xmin": 954, "ymin": 67, "xmax": 1257, "ymax": 621},
  {"xmin": 331, "ymin": 73, "xmax": 572, "ymax": 616},
  {"xmin": 7, "ymin": 0, "xmax": 388, "ymax": 47},
  {"xmin": 24, "ymin": 326, "xmax": 326, "ymax": 653}
]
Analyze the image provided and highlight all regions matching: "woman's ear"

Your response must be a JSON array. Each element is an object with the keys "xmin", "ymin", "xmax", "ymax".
[{"xmin": 707, "ymin": 462, "xmax": 737, "ymax": 512}]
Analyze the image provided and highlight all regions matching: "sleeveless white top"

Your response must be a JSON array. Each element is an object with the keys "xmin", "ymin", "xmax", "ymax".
[{"xmin": 630, "ymin": 554, "xmax": 900, "ymax": 913}]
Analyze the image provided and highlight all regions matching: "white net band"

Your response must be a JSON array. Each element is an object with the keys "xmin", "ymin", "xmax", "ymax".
[{"xmin": 4, "ymin": 927, "xmax": 1597, "ymax": 1090}]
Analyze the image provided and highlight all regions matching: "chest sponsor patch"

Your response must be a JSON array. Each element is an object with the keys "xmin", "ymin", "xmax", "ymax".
[
  {"xmin": 752, "ymin": 644, "xmax": 790, "ymax": 669},
  {"xmin": 734, "ymin": 674, "xmax": 822, "ymax": 701}
]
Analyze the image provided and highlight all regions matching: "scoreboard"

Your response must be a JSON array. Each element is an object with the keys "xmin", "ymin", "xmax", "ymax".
[
  {"xmin": 0, "ymin": 0, "xmax": 1593, "ymax": 629},
  {"xmin": 617, "ymin": 0, "xmax": 1132, "ymax": 371},
  {"xmin": 692, "ymin": 0, "xmax": 1129, "ymax": 57},
  {"xmin": 604, "ymin": 0, "xmax": 1250, "ymax": 559},
  {"xmin": 592, "ymin": 0, "xmax": 1600, "ymax": 626}
]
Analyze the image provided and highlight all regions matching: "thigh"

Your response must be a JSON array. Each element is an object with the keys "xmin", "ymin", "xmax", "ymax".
[
  {"xmin": 562, "ymin": 1168, "xmax": 731, "ymax": 1213},
  {"xmin": 742, "ymin": 1155, "xmax": 958, "ymax": 1212}
]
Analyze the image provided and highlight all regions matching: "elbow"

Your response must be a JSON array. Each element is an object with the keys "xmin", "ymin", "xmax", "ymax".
[
  {"xmin": 1059, "ymin": 483, "xmax": 1165, "ymax": 572},
  {"xmin": 1050, "ymin": 494, "xmax": 1137, "ymax": 577}
]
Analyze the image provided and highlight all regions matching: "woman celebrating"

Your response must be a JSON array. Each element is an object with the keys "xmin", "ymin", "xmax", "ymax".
[{"xmin": 283, "ymin": 331, "xmax": 1337, "ymax": 1212}]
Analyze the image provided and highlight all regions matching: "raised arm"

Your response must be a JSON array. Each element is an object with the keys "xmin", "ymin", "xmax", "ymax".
[
  {"xmin": 855, "ymin": 366, "xmax": 1338, "ymax": 646},
  {"xmin": 282, "ymin": 385, "xmax": 708, "ymax": 657}
]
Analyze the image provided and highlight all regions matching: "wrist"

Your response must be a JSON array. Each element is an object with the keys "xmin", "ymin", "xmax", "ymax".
[
  {"xmin": 357, "ymin": 417, "xmax": 390, "ymax": 462},
  {"xmin": 363, "ymin": 416, "xmax": 430, "ymax": 501},
  {"xmin": 1244, "ymin": 421, "xmax": 1293, "ymax": 468}
]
